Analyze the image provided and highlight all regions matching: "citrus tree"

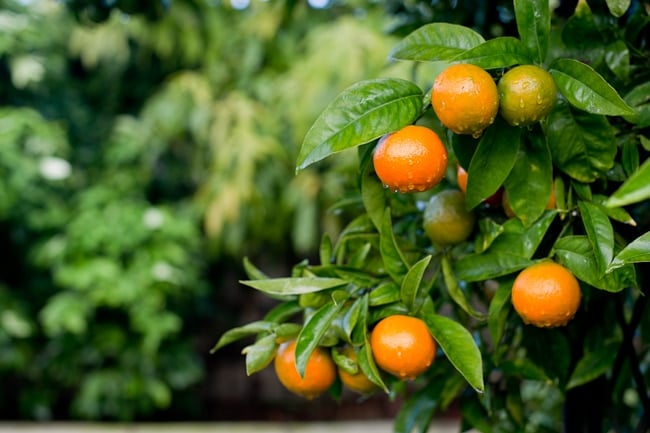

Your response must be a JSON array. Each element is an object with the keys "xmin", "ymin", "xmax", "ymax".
[{"xmin": 214, "ymin": 0, "xmax": 650, "ymax": 431}]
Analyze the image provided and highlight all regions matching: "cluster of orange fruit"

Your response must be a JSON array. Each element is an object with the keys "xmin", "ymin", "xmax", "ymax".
[
  {"xmin": 272, "ymin": 64, "xmax": 581, "ymax": 401},
  {"xmin": 274, "ymin": 314, "xmax": 436, "ymax": 399}
]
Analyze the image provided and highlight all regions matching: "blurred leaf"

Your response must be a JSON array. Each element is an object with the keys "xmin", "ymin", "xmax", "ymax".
[
  {"xmin": 488, "ymin": 279, "xmax": 513, "ymax": 354},
  {"xmin": 243, "ymin": 257, "xmax": 269, "ymax": 280},
  {"xmin": 442, "ymin": 254, "xmax": 486, "ymax": 320},
  {"xmin": 369, "ymin": 282, "xmax": 401, "ymax": 306},
  {"xmin": 453, "ymin": 37, "xmax": 531, "ymax": 69},
  {"xmin": 240, "ymin": 277, "xmax": 347, "ymax": 296},
  {"xmin": 604, "ymin": 40, "xmax": 630, "ymax": 81},
  {"xmin": 466, "ymin": 120, "xmax": 521, "ymax": 209},
  {"xmin": 319, "ymin": 233, "xmax": 333, "ymax": 266},
  {"xmin": 361, "ymin": 171, "xmax": 387, "ymax": 231},
  {"xmin": 242, "ymin": 334, "xmax": 277, "ymax": 376},
  {"xmin": 498, "ymin": 358, "xmax": 550, "ymax": 381},
  {"xmin": 297, "ymin": 78, "xmax": 423, "ymax": 170},
  {"xmin": 40, "ymin": 292, "xmax": 91, "ymax": 336},
  {"xmin": 422, "ymin": 300, "xmax": 484, "ymax": 392},
  {"xmin": 579, "ymin": 201, "xmax": 614, "ymax": 273},
  {"xmin": 549, "ymin": 58, "xmax": 635, "ymax": 116},
  {"xmin": 358, "ymin": 336, "xmax": 388, "ymax": 391},
  {"xmin": 606, "ymin": 0, "xmax": 631, "ymax": 17},
  {"xmin": 605, "ymin": 157, "xmax": 650, "ymax": 207},
  {"xmin": 608, "ymin": 232, "xmax": 650, "ymax": 272},
  {"xmin": 546, "ymin": 100, "xmax": 617, "ymax": 182},
  {"xmin": 389, "ymin": 22, "xmax": 485, "ymax": 62},
  {"xmin": 567, "ymin": 339, "xmax": 619, "ymax": 389},
  {"xmin": 514, "ymin": 0, "xmax": 550, "ymax": 63},
  {"xmin": 263, "ymin": 301, "xmax": 302, "ymax": 323},
  {"xmin": 295, "ymin": 297, "xmax": 348, "ymax": 377}
]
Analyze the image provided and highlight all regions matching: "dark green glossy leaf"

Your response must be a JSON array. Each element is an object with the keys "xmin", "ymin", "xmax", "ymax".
[
  {"xmin": 263, "ymin": 301, "xmax": 302, "ymax": 323},
  {"xmin": 369, "ymin": 282, "xmax": 401, "ymax": 306},
  {"xmin": 605, "ymin": 158, "xmax": 650, "ymax": 207},
  {"xmin": 579, "ymin": 201, "xmax": 614, "ymax": 273},
  {"xmin": 503, "ymin": 133, "xmax": 553, "ymax": 226},
  {"xmin": 295, "ymin": 298, "xmax": 348, "ymax": 376},
  {"xmin": 358, "ymin": 337, "xmax": 388, "ymax": 392},
  {"xmin": 522, "ymin": 327, "xmax": 571, "ymax": 384},
  {"xmin": 297, "ymin": 79, "xmax": 423, "ymax": 170},
  {"xmin": 567, "ymin": 340, "xmax": 620, "ymax": 389},
  {"xmin": 466, "ymin": 120, "xmax": 521, "ymax": 209},
  {"xmin": 474, "ymin": 217, "xmax": 505, "ymax": 254},
  {"xmin": 554, "ymin": 235, "xmax": 632, "ymax": 292},
  {"xmin": 453, "ymin": 37, "xmax": 532, "ymax": 69},
  {"xmin": 546, "ymin": 100, "xmax": 617, "ymax": 182},
  {"xmin": 621, "ymin": 136, "xmax": 640, "ymax": 177},
  {"xmin": 211, "ymin": 321, "xmax": 275, "ymax": 353},
  {"xmin": 361, "ymin": 171, "xmax": 387, "ymax": 231},
  {"xmin": 401, "ymin": 255, "xmax": 432, "ymax": 314},
  {"xmin": 455, "ymin": 252, "xmax": 532, "ymax": 282},
  {"xmin": 608, "ymin": 232, "xmax": 650, "ymax": 272},
  {"xmin": 421, "ymin": 300, "xmax": 484, "ymax": 392},
  {"xmin": 593, "ymin": 194, "xmax": 636, "ymax": 226},
  {"xmin": 498, "ymin": 359, "xmax": 550, "ymax": 381},
  {"xmin": 389, "ymin": 22, "xmax": 485, "ymax": 62},
  {"xmin": 451, "ymin": 133, "xmax": 479, "ymax": 171},
  {"xmin": 341, "ymin": 296, "xmax": 364, "ymax": 343},
  {"xmin": 606, "ymin": 0, "xmax": 631, "ymax": 17},
  {"xmin": 488, "ymin": 279, "xmax": 513, "ymax": 355},
  {"xmin": 549, "ymin": 58, "xmax": 635, "ymax": 116},
  {"xmin": 605, "ymin": 40, "xmax": 630, "ymax": 81},
  {"xmin": 240, "ymin": 277, "xmax": 347, "ymax": 296},
  {"xmin": 489, "ymin": 211, "xmax": 557, "ymax": 258},
  {"xmin": 242, "ymin": 334, "xmax": 278, "ymax": 375},
  {"xmin": 442, "ymin": 254, "xmax": 486, "ymax": 320},
  {"xmin": 380, "ymin": 208, "xmax": 409, "ymax": 283},
  {"xmin": 514, "ymin": 0, "xmax": 550, "ymax": 63}
]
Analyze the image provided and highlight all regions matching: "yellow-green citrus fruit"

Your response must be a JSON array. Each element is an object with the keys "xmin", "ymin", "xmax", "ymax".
[
  {"xmin": 497, "ymin": 65, "xmax": 557, "ymax": 127},
  {"xmin": 423, "ymin": 189, "xmax": 476, "ymax": 247}
]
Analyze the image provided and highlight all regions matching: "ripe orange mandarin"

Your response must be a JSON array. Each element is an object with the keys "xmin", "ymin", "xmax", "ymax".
[
  {"xmin": 370, "ymin": 315, "xmax": 436, "ymax": 380},
  {"xmin": 274, "ymin": 340, "xmax": 336, "ymax": 400},
  {"xmin": 511, "ymin": 261, "xmax": 581, "ymax": 328},
  {"xmin": 372, "ymin": 125, "xmax": 447, "ymax": 193}
]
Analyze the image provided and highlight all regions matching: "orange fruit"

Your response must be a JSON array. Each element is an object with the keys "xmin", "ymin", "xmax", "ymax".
[
  {"xmin": 432, "ymin": 63, "xmax": 499, "ymax": 137},
  {"xmin": 370, "ymin": 315, "xmax": 436, "ymax": 380},
  {"xmin": 456, "ymin": 164, "xmax": 502, "ymax": 207},
  {"xmin": 498, "ymin": 65, "xmax": 557, "ymax": 127},
  {"xmin": 511, "ymin": 261, "xmax": 581, "ymax": 328},
  {"xmin": 423, "ymin": 189, "xmax": 476, "ymax": 247},
  {"xmin": 502, "ymin": 181, "xmax": 556, "ymax": 218},
  {"xmin": 337, "ymin": 346, "xmax": 378, "ymax": 395},
  {"xmin": 372, "ymin": 125, "xmax": 447, "ymax": 193},
  {"xmin": 274, "ymin": 340, "xmax": 336, "ymax": 400}
]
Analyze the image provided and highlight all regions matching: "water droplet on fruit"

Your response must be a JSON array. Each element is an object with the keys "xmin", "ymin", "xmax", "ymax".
[
  {"xmin": 471, "ymin": 130, "xmax": 482, "ymax": 139},
  {"xmin": 536, "ymin": 94, "xmax": 544, "ymax": 105},
  {"xmin": 519, "ymin": 98, "xmax": 525, "ymax": 108},
  {"xmin": 382, "ymin": 184, "xmax": 389, "ymax": 189}
]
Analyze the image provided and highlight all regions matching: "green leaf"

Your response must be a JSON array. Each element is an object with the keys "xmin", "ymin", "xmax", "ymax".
[
  {"xmin": 240, "ymin": 277, "xmax": 347, "ymax": 296},
  {"xmin": 319, "ymin": 233, "xmax": 333, "ymax": 266},
  {"xmin": 452, "ymin": 37, "xmax": 532, "ymax": 69},
  {"xmin": 243, "ymin": 257, "xmax": 268, "ymax": 280},
  {"xmin": 606, "ymin": 0, "xmax": 631, "ymax": 17},
  {"xmin": 487, "ymin": 280, "xmax": 512, "ymax": 362},
  {"xmin": 514, "ymin": 0, "xmax": 550, "ymax": 63},
  {"xmin": 554, "ymin": 236, "xmax": 633, "ymax": 292},
  {"xmin": 401, "ymin": 255, "xmax": 432, "ymax": 314},
  {"xmin": 474, "ymin": 218, "xmax": 505, "ymax": 254},
  {"xmin": 608, "ymin": 232, "xmax": 650, "ymax": 272},
  {"xmin": 503, "ymin": 133, "xmax": 553, "ymax": 226},
  {"xmin": 368, "ymin": 284, "xmax": 399, "ymax": 309},
  {"xmin": 466, "ymin": 120, "xmax": 521, "ymax": 209},
  {"xmin": 211, "ymin": 321, "xmax": 275, "ymax": 353},
  {"xmin": 567, "ymin": 340, "xmax": 620, "ymax": 389},
  {"xmin": 455, "ymin": 252, "xmax": 532, "ymax": 282},
  {"xmin": 579, "ymin": 201, "xmax": 614, "ymax": 274},
  {"xmin": 389, "ymin": 23, "xmax": 485, "ymax": 62},
  {"xmin": 442, "ymin": 254, "xmax": 486, "ymax": 320},
  {"xmin": 361, "ymin": 171, "xmax": 387, "ymax": 231},
  {"xmin": 379, "ymin": 208, "xmax": 409, "ymax": 283},
  {"xmin": 549, "ymin": 58, "xmax": 636, "ymax": 116},
  {"xmin": 605, "ymin": 158, "xmax": 650, "ymax": 207},
  {"xmin": 604, "ymin": 40, "xmax": 630, "ymax": 81},
  {"xmin": 297, "ymin": 78, "xmax": 423, "ymax": 171},
  {"xmin": 422, "ymin": 302, "xmax": 484, "ymax": 392},
  {"xmin": 545, "ymin": 100, "xmax": 617, "ymax": 182},
  {"xmin": 489, "ymin": 211, "xmax": 557, "ymax": 258},
  {"xmin": 498, "ymin": 358, "xmax": 550, "ymax": 382},
  {"xmin": 295, "ymin": 298, "xmax": 348, "ymax": 377},
  {"xmin": 358, "ymin": 337, "xmax": 388, "ymax": 391},
  {"xmin": 263, "ymin": 301, "xmax": 302, "ymax": 323},
  {"xmin": 242, "ymin": 334, "xmax": 278, "ymax": 375}
]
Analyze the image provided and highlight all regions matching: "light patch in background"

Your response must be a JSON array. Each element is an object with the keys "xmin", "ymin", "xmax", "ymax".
[
  {"xmin": 39, "ymin": 157, "xmax": 71, "ymax": 181},
  {"xmin": 152, "ymin": 261, "xmax": 174, "ymax": 282},
  {"xmin": 308, "ymin": 0, "xmax": 329, "ymax": 8},
  {"xmin": 143, "ymin": 208, "xmax": 165, "ymax": 229},
  {"xmin": 10, "ymin": 55, "xmax": 45, "ymax": 88},
  {"xmin": 230, "ymin": 0, "xmax": 250, "ymax": 10}
]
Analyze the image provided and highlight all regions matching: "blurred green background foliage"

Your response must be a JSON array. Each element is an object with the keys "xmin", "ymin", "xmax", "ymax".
[{"xmin": 0, "ymin": 0, "xmax": 545, "ymax": 422}]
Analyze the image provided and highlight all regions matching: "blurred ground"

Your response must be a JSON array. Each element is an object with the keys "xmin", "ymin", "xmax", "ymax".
[{"xmin": 0, "ymin": 421, "xmax": 466, "ymax": 433}]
